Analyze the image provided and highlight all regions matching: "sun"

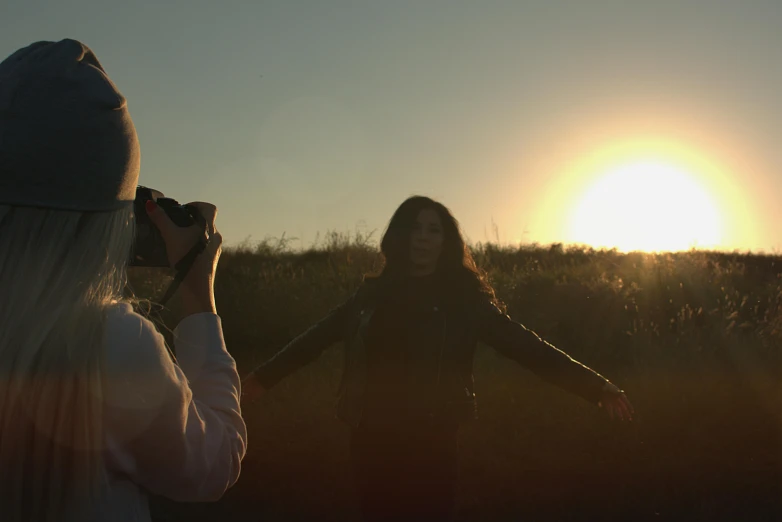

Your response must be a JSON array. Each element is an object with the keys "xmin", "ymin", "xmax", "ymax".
[{"xmin": 567, "ymin": 160, "xmax": 723, "ymax": 252}]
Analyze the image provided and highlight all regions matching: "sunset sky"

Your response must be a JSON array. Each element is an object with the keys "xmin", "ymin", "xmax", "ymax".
[{"xmin": 3, "ymin": 1, "xmax": 782, "ymax": 252}]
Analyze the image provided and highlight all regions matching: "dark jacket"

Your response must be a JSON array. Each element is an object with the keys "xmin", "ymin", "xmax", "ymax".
[{"xmin": 252, "ymin": 278, "xmax": 611, "ymax": 429}]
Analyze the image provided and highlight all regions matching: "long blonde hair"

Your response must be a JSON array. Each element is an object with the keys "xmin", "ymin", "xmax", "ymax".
[{"xmin": 0, "ymin": 203, "xmax": 134, "ymax": 521}]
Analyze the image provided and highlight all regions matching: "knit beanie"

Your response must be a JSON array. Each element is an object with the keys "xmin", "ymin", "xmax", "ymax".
[{"xmin": 0, "ymin": 38, "xmax": 139, "ymax": 211}]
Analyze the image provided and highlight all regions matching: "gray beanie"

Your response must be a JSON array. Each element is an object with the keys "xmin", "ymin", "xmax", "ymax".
[{"xmin": 0, "ymin": 38, "xmax": 139, "ymax": 211}]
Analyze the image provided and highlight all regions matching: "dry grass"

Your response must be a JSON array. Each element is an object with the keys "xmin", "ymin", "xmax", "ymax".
[{"xmin": 133, "ymin": 237, "xmax": 782, "ymax": 521}]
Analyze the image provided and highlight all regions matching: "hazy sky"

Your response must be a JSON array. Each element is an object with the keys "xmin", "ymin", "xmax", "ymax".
[{"xmin": 3, "ymin": 0, "xmax": 782, "ymax": 252}]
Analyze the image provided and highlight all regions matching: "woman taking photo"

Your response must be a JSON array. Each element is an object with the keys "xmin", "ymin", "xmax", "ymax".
[
  {"xmin": 0, "ymin": 39, "xmax": 246, "ymax": 521},
  {"xmin": 243, "ymin": 195, "xmax": 633, "ymax": 521}
]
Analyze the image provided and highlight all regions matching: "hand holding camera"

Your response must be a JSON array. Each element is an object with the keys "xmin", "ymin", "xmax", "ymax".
[{"xmin": 132, "ymin": 186, "xmax": 223, "ymax": 316}]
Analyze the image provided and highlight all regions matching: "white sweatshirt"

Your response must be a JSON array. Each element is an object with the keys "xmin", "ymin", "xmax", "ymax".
[{"xmin": 93, "ymin": 302, "xmax": 247, "ymax": 521}]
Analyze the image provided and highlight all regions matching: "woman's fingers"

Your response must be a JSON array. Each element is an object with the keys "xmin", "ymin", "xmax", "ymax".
[
  {"xmin": 145, "ymin": 200, "xmax": 217, "ymax": 269},
  {"xmin": 622, "ymin": 400, "xmax": 633, "ymax": 421},
  {"xmin": 600, "ymin": 392, "xmax": 636, "ymax": 422},
  {"xmin": 602, "ymin": 395, "xmax": 634, "ymax": 421},
  {"xmin": 621, "ymin": 396, "xmax": 634, "ymax": 421}
]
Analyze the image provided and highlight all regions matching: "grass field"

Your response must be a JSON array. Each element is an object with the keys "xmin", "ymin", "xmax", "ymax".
[{"xmin": 131, "ymin": 236, "xmax": 782, "ymax": 521}]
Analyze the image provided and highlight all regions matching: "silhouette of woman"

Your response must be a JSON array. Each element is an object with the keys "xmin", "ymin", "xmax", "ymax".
[{"xmin": 243, "ymin": 196, "xmax": 633, "ymax": 522}]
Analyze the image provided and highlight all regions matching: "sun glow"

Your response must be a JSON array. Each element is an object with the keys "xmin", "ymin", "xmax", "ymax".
[{"xmin": 567, "ymin": 160, "xmax": 723, "ymax": 252}]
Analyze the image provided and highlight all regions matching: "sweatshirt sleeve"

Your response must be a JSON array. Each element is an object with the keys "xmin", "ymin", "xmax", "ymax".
[
  {"xmin": 250, "ymin": 291, "xmax": 355, "ymax": 390},
  {"xmin": 102, "ymin": 303, "xmax": 247, "ymax": 503},
  {"xmin": 476, "ymin": 298, "xmax": 609, "ymax": 405}
]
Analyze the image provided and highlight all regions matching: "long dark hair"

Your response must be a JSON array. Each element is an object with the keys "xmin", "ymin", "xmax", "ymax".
[{"xmin": 368, "ymin": 196, "xmax": 502, "ymax": 309}]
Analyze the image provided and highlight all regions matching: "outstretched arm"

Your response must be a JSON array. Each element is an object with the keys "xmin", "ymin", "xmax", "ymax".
[
  {"xmin": 476, "ymin": 298, "xmax": 633, "ymax": 419},
  {"xmin": 242, "ymin": 290, "xmax": 357, "ymax": 401}
]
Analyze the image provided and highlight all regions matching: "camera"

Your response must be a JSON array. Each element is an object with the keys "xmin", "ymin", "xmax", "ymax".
[{"xmin": 130, "ymin": 186, "xmax": 205, "ymax": 267}]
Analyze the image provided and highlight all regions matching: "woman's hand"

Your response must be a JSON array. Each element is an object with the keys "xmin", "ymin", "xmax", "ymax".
[
  {"xmin": 145, "ymin": 200, "xmax": 222, "ymax": 316},
  {"xmin": 241, "ymin": 372, "xmax": 267, "ymax": 404},
  {"xmin": 598, "ymin": 382, "xmax": 634, "ymax": 421}
]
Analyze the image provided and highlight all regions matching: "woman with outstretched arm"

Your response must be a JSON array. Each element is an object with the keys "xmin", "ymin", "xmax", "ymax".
[{"xmin": 243, "ymin": 195, "xmax": 633, "ymax": 522}]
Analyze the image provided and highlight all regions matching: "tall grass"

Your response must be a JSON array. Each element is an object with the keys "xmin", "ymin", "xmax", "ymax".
[{"xmin": 133, "ymin": 236, "xmax": 782, "ymax": 522}]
